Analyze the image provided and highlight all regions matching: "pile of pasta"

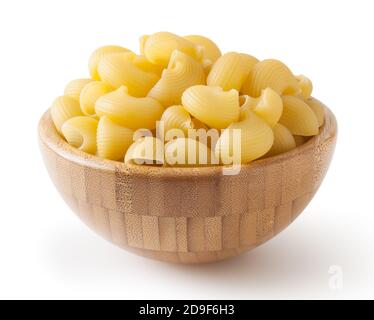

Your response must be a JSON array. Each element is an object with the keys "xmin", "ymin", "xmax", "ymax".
[{"xmin": 51, "ymin": 31, "xmax": 325, "ymax": 166}]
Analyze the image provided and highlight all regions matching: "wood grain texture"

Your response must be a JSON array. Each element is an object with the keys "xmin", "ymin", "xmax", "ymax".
[{"xmin": 38, "ymin": 101, "xmax": 337, "ymax": 264}]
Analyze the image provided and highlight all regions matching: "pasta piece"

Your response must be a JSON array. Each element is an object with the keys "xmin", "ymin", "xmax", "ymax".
[
  {"xmin": 184, "ymin": 34, "xmax": 222, "ymax": 63},
  {"xmin": 140, "ymin": 32, "xmax": 203, "ymax": 67},
  {"xmin": 305, "ymin": 97, "xmax": 325, "ymax": 127},
  {"xmin": 88, "ymin": 45, "xmax": 131, "ymax": 80},
  {"xmin": 279, "ymin": 95, "xmax": 319, "ymax": 136},
  {"xmin": 191, "ymin": 117, "xmax": 209, "ymax": 130},
  {"xmin": 240, "ymin": 88, "xmax": 283, "ymax": 127},
  {"xmin": 61, "ymin": 116, "xmax": 98, "ymax": 154},
  {"xmin": 125, "ymin": 136, "xmax": 164, "ymax": 165},
  {"xmin": 95, "ymin": 86, "xmax": 164, "ymax": 130},
  {"xmin": 64, "ymin": 78, "xmax": 92, "ymax": 101},
  {"xmin": 242, "ymin": 59, "xmax": 300, "ymax": 97},
  {"xmin": 97, "ymin": 116, "xmax": 134, "ymax": 161},
  {"xmin": 267, "ymin": 123, "xmax": 296, "ymax": 157},
  {"xmin": 147, "ymin": 50, "xmax": 206, "ymax": 106},
  {"xmin": 295, "ymin": 75, "xmax": 313, "ymax": 99},
  {"xmin": 164, "ymin": 138, "xmax": 217, "ymax": 166},
  {"xmin": 294, "ymin": 135, "xmax": 308, "ymax": 146},
  {"xmin": 97, "ymin": 52, "xmax": 159, "ymax": 97},
  {"xmin": 133, "ymin": 55, "xmax": 164, "ymax": 77},
  {"xmin": 80, "ymin": 81, "xmax": 112, "ymax": 116},
  {"xmin": 51, "ymin": 96, "xmax": 84, "ymax": 134},
  {"xmin": 215, "ymin": 110, "xmax": 274, "ymax": 164},
  {"xmin": 207, "ymin": 52, "xmax": 258, "ymax": 91},
  {"xmin": 182, "ymin": 85, "xmax": 240, "ymax": 129},
  {"xmin": 160, "ymin": 105, "xmax": 193, "ymax": 135}
]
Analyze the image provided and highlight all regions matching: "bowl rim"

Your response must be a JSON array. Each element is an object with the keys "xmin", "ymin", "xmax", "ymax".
[{"xmin": 38, "ymin": 100, "xmax": 337, "ymax": 178}]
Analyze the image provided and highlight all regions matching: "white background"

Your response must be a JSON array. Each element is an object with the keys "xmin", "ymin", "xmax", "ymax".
[{"xmin": 0, "ymin": 0, "xmax": 373, "ymax": 300}]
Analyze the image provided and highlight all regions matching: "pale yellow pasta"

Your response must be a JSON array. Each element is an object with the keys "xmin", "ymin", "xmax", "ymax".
[
  {"xmin": 294, "ymin": 135, "xmax": 308, "ymax": 146},
  {"xmin": 51, "ymin": 96, "xmax": 84, "ymax": 133},
  {"xmin": 242, "ymin": 59, "xmax": 300, "ymax": 97},
  {"xmin": 97, "ymin": 116, "xmax": 134, "ymax": 161},
  {"xmin": 80, "ymin": 81, "xmax": 112, "ymax": 116},
  {"xmin": 61, "ymin": 116, "xmax": 98, "ymax": 155},
  {"xmin": 140, "ymin": 32, "xmax": 203, "ymax": 67},
  {"xmin": 279, "ymin": 95, "xmax": 319, "ymax": 136},
  {"xmin": 182, "ymin": 85, "xmax": 240, "ymax": 129},
  {"xmin": 64, "ymin": 78, "xmax": 92, "ymax": 101},
  {"xmin": 267, "ymin": 123, "xmax": 296, "ymax": 157},
  {"xmin": 164, "ymin": 138, "xmax": 216, "ymax": 166},
  {"xmin": 207, "ymin": 52, "xmax": 258, "ymax": 91},
  {"xmin": 125, "ymin": 136, "xmax": 164, "ymax": 165},
  {"xmin": 191, "ymin": 117, "xmax": 209, "ymax": 130},
  {"xmin": 88, "ymin": 45, "xmax": 131, "ymax": 80},
  {"xmin": 184, "ymin": 34, "xmax": 221, "ymax": 63},
  {"xmin": 95, "ymin": 86, "xmax": 164, "ymax": 130},
  {"xmin": 148, "ymin": 50, "xmax": 205, "ymax": 106},
  {"xmin": 215, "ymin": 110, "xmax": 274, "ymax": 164},
  {"xmin": 160, "ymin": 105, "xmax": 193, "ymax": 135},
  {"xmin": 97, "ymin": 52, "xmax": 159, "ymax": 97},
  {"xmin": 132, "ymin": 55, "xmax": 164, "ymax": 77},
  {"xmin": 240, "ymin": 88, "xmax": 283, "ymax": 127},
  {"xmin": 305, "ymin": 97, "xmax": 325, "ymax": 127},
  {"xmin": 295, "ymin": 75, "xmax": 313, "ymax": 99}
]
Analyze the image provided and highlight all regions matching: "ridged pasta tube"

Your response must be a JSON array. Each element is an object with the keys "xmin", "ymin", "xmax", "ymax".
[
  {"xmin": 215, "ymin": 110, "xmax": 274, "ymax": 164},
  {"xmin": 51, "ymin": 96, "xmax": 84, "ymax": 134},
  {"xmin": 140, "ymin": 32, "xmax": 203, "ymax": 67},
  {"xmin": 164, "ymin": 138, "xmax": 217, "ymax": 166},
  {"xmin": 305, "ymin": 97, "xmax": 325, "ymax": 127},
  {"xmin": 64, "ymin": 79, "xmax": 92, "ymax": 101},
  {"xmin": 95, "ymin": 86, "xmax": 164, "ymax": 130},
  {"xmin": 207, "ymin": 52, "xmax": 258, "ymax": 91},
  {"xmin": 240, "ymin": 88, "xmax": 283, "ymax": 127},
  {"xmin": 279, "ymin": 95, "xmax": 319, "ymax": 136},
  {"xmin": 160, "ymin": 105, "xmax": 193, "ymax": 135},
  {"xmin": 295, "ymin": 75, "xmax": 313, "ymax": 99},
  {"xmin": 242, "ymin": 59, "xmax": 300, "ymax": 97},
  {"xmin": 80, "ymin": 81, "xmax": 112, "ymax": 116},
  {"xmin": 97, "ymin": 52, "xmax": 159, "ymax": 97},
  {"xmin": 148, "ymin": 50, "xmax": 205, "ymax": 106},
  {"xmin": 61, "ymin": 116, "xmax": 98, "ymax": 154},
  {"xmin": 267, "ymin": 123, "xmax": 296, "ymax": 157},
  {"xmin": 184, "ymin": 34, "xmax": 221, "ymax": 63},
  {"xmin": 125, "ymin": 136, "xmax": 164, "ymax": 165},
  {"xmin": 182, "ymin": 85, "xmax": 240, "ymax": 129},
  {"xmin": 88, "ymin": 45, "xmax": 131, "ymax": 80},
  {"xmin": 97, "ymin": 116, "xmax": 134, "ymax": 161}
]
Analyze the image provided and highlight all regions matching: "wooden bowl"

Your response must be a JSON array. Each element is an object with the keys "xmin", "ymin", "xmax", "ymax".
[{"xmin": 38, "ymin": 103, "xmax": 337, "ymax": 264}]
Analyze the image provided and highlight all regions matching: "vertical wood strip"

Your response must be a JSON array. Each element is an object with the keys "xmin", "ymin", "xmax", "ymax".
[
  {"xmin": 159, "ymin": 217, "xmax": 177, "ymax": 252},
  {"xmin": 222, "ymin": 214, "xmax": 240, "ymax": 249},
  {"xmin": 125, "ymin": 213, "xmax": 143, "ymax": 248},
  {"xmin": 142, "ymin": 215, "xmax": 161, "ymax": 251},
  {"xmin": 187, "ymin": 217, "xmax": 206, "ymax": 252},
  {"xmin": 108, "ymin": 210, "xmax": 127, "ymax": 247},
  {"xmin": 175, "ymin": 217, "xmax": 188, "ymax": 252},
  {"xmin": 205, "ymin": 217, "xmax": 222, "ymax": 251}
]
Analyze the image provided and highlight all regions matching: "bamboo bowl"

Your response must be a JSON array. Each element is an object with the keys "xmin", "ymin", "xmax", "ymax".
[{"xmin": 38, "ymin": 103, "xmax": 337, "ymax": 264}]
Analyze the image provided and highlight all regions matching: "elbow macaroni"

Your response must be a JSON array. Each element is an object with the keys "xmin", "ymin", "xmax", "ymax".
[{"xmin": 51, "ymin": 31, "xmax": 324, "ymax": 165}]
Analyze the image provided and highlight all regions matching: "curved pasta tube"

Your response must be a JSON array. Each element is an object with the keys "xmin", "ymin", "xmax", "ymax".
[
  {"xmin": 279, "ymin": 95, "xmax": 319, "ymax": 136},
  {"xmin": 148, "ymin": 50, "xmax": 206, "ymax": 106},
  {"xmin": 215, "ymin": 110, "xmax": 274, "ymax": 164},
  {"xmin": 240, "ymin": 88, "xmax": 283, "ymax": 127},
  {"xmin": 97, "ymin": 52, "xmax": 159, "ymax": 97},
  {"xmin": 242, "ymin": 59, "xmax": 300, "ymax": 97},
  {"xmin": 80, "ymin": 81, "xmax": 112, "ymax": 116},
  {"xmin": 305, "ymin": 97, "xmax": 325, "ymax": 127},
  {"xmin": 267, "ymin": 123, "xmax": 296, "ymax": 157},
  {"xmin": 294, "ymin": 135, "xmax": 308, "ymax": 146},
  {"xmin": 182, "ymin": 85, "xmax": 240, "ymax": 129},
  {"xmin": 295, "ymin": 75, "xmax": 313, "ymax": 99},
  {"xmin": 64, "ymin": 78, "xmax": 92, "ymax": 101},
  {"xmin": 191, "ymin": 117, "xmax": 209, "ymax": 130},
  {"xmin": 140, "ymin": 32, "xmax": 203, "ymax": 67},
  {"xmin": 61, "ymin": 116, "xmax": 98, "ymax": 154},
  {"xmin": 184, "ymin": 34, "xmax": 221, "ymax": 63},
  {"xmin": 164, "ymin": 138, "xmax": 217, "ymax": 166},
  {"xmin": 95, "ymin": 86, "xmax": 164, "ymax": 130},
  {"xmin": 132, "ymin": 55, "xmax": 164, "ymax": 77},
  {"xmin": 125, "ymin": 136, "xmax": 164, "ymax": 165},
  {"xmin": 97, "ymin": 116, "xmax": 134, "ymax": 161},
  {"xmin": 207, "ymin": 52, "xmax": 258, "ymax": 91},
  {"xmin": 51, "ymin": 96, "xmax": 84, "ymax": 134},
  {"xmin": 160, "ymin": 105, "xmax": 193, "ymax": 135},
  {"xmin": 88, "ymin": 45, "xmax": 131, "ymax": 80}
]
